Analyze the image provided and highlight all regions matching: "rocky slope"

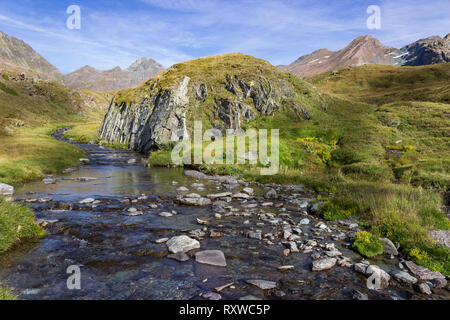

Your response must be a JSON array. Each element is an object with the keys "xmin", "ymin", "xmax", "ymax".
[
  {"xmin": 281, "ymin": 34, "xmax": 450, "ymax": 79},
  {"xmin": 0, "ymin": 30, "xmax": 62, "ymax": 82},
  {"xmin": 99, "ymin": 53, "xmax": 320, "ymax": 154},
  {"xmin": 64, "ymin": 58, "xmax": 165, "ymax": 91}
]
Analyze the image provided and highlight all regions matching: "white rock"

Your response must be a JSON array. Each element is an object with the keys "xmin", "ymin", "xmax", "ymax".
[
  {"xmin": 195, "ymin": 250, "xmax": 227, "ymax": 267},
  {"xmin": 79, "ymin": 198, "xmax": 95, "ymax": 204},
  {"xmin": 166, "ymin": 235, "xmax": 200, "ymax": 254},
  {"xmin": 0, "ymin": 183, "xmax": 14, "ymax": 196},
  {"xmin": 312, "ymin": 258, "xmax": 337, "ymax": 271}
]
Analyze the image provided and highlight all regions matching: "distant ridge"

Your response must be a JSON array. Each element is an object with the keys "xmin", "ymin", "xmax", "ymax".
[
  {"xmin": 64, "ymin": 58, "xmax": 165, "ymax": 91},
  {"xmin": 0, "ymin": 30, "xmax": 62, "ymax": 81},
  {"xmin": 281, "ymin": 34, "xmax": 450, "ymax": 78}
]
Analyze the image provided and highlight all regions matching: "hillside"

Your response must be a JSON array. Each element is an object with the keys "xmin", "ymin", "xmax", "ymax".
[
  {"xmin": 0, "ymin": 64, "xmax": 109, "ymax": 134},
  {"xmin": 308, "ymin": 63, "xmax": 450, "ymax": 105},
  {"xmin": 100, "ymin": 53, "xmax": 323, "ymax": 154},
  {"xmin": 99, "ymin": 53, "xmax": 449, "ymax": 275},
  {"xmin": 0, "ymin": 30, "xmax": 62, "ymax": 82},
  {"xmin": 64, "ymin": 58, "xmax": 165, "ymax": 91},
  {"xmin": 282, "ymin": 34, "xmax": 450, "ymax": 79}
]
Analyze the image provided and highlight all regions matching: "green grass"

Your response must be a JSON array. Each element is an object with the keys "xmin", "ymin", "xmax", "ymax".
[
  {"xmin": 0, "ymin": 197, "xmax": 44, "ymax": 253},
  {"xmin": 0, "ymin": 284, "xmax": 17, "ymax": 300},
  {"xmin": 144, "ymin": 59, "xmax": 450, "ymax": 274},
  {"xmin": 0, "ymin": 125, "xmax": 85, "ymax": 185},
  {"xmin": 308, "ymin": 63, "xmax": 450, "ymax": 105}
]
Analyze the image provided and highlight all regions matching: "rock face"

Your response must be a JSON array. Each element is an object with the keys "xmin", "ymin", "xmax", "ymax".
[
  {"xmin": 99, "ymin": 53, "xmax": 314, "ymax": 154},
  {"xmin": 281, "ymin": 34, "xmax": 450, "ymax": 78},
  {"xmin": 64, "ymin": 58, "xmax": 164, "ymax": 91},
  {"xmin": 0, "ymin": 30, "xmax": 62, "ymax": 81}
]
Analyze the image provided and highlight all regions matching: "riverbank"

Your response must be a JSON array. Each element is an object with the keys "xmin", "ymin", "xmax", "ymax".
[{"xmin": 147, "ymin": 150, "xmax": 450, "ymax": 276}]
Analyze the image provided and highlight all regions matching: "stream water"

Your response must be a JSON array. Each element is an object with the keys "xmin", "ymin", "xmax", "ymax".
[{"xmin": 0, "ymin": 130, "xmax": 448, "ymax": 300}]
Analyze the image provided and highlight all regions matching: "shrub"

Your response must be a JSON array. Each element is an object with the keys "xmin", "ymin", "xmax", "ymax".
[
  {"xmin": 331, "ymin": 148, "xmax": 362, "ymax": 165},
  {"xmin": 320, "ymin": 198, "xmax": 358, "ymax": 221},
  {"xmin": 353, "ymin": 231, "xmax": 384, "ymax": 257}
]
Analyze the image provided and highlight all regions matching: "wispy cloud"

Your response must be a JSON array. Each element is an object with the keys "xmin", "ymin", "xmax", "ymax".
[{"xmin": 0, "ymin": 0, "xmax": 448, "ymax": 73}]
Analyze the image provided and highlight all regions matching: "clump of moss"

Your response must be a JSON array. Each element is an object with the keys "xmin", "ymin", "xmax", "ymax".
[
  {"xmin": 2, "ymin": 74, "xmax": 9, "ymax": 81},
  {"xmin": 353, "ymin": 231, "xmax": 384, "ymax": 257},
  {"xmin": 0, "ymin": 197, "xmax": 44, "ymax": 253},
  {"xmin": 319, "ymin": 198, "xmax": 358, "ymax": 221}
]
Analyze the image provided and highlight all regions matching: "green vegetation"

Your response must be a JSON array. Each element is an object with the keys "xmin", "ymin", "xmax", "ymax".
[
  {"xmin": 0, "ymin": 125, "xmax": 85, "ymax": 185},
  {"xmin": 0, "ymin": 82, "xmax": 18, "ymax": 96},
  {"xmin": 319, "ymin": 198, "xmax": 358, "ymax": 221},
  {"xmin": 309, "ymin": 63, "xmax": 450, "ymax": 105},
  {"xmin": 353, "ymin": 231, "xmax": 384, "ymax": 257},
  {"xmin": 144, "ymin": 58, "xmax": 449, "ymax": 274},
  {"xmin": 0, "ymin": 284, "xmax": 17, "ymax": 300},
  {"xmin": 0, "ymin": 197, "xmax": 44, "ymax": 253},
  {"xmin": 64, "ymin": 122, "xmax": 101, "ymax": 144}
]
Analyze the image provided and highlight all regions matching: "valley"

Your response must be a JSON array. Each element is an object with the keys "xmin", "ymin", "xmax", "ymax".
[{"xmin": 0, "ymin": 30, "xmax": 448, "ymax": 301}]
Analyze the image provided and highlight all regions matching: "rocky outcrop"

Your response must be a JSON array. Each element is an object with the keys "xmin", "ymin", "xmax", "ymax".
[
  {"xmin": 398, "ymin": 34, "xmax": 450, "ymax": 66},
  {"xmin": 99, "ymin": 54, "xmax": 313, "ymax": 154}
]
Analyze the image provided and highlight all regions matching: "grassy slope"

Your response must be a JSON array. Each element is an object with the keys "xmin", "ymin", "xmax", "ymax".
[
  {"xmin": 145, "ymin": 56, "xmax": 449, "ymax": 274},
  {"xmin": 0, "ymin": 66, "xmax": 106, "ymax": 267}
]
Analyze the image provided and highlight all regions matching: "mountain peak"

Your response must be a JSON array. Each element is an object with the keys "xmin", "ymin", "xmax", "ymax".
[
  {"xmin": 64, "ymin": 57, "xmax": 165, "ymax": 91},
  {"xmin": 0, "ymin": 29, "xmax": 62, "ymax": 81}
]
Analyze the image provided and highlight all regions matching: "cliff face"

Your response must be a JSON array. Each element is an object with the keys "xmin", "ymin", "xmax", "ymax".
[
  {"xmin": 99, "ymin": 53, "xmax": 318, "ymax": 154},
  {"xmin": 64, "ymin": 58, "xmax": 165, "ymax": 91}
]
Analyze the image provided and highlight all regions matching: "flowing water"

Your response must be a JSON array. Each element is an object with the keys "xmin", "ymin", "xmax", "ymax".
[{"xmin": 0, "ymin": 130, "xmax": 448, "ymax": 300}]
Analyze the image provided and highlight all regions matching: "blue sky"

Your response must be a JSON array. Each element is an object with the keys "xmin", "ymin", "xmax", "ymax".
[{"xmin": 0, "ymin": 0, "xmax": 448, "ymax": 73}]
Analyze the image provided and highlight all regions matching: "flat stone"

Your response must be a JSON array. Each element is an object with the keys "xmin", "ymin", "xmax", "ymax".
[
  {"xmin": 167, "ymin": 252, "xmax": 190, "ymax": 262},
  {"xmin": 404, "ymin": 261, "xmax": 445, "ymax": 281},
  {"xmin": 203, "ymin": 292, "xmax": 222, "ymax": 300},
  {"xmin": 232, "ymin": 193, "xmax": 250, "ymax": 199},
  {"xmin": 354, "ymin": 263, "xmax": 368, "ymax": 275},
  {"xmin": 352, "ymin": 290, "xmax": 368, "ymax": 300},
  {"xmin": 127, "ymin": 211, "xmax": 143, "ymax": 216},
  {"xmin": 0, "ymin": 183, "xmax": 14, "ymax": 196},
  {"xmin": 243, "ymin": 187, "xmax": 254, "ymax": 195},
  {"xmin": 414, "ymin": 283, "xmax": 432, "ymax": 295},
  {"xmin": 379, "ymin": 238, "xmax": 398, "ymax": 256},
  {"xmin": 312, "ymin": 258, "xmax": 337, "ymax": 271},
  {"xmin": 176, "ymin": 187, "xmax": 189, "ymax": 192},
  {"xmin": 246, "ymin": 280, "xmax": 277, "ymax": 290},
  {"xmin": 159, "ymin": 212, "xmax": 173, "ymax": 217},
  {"xmin": 300, "ymin": 218, "xmax": 310, "ymax": 225},
  {"xmin": 278, "ymin": 265, "xmax": 294, "ymax": 272},
  {"xmin": 195, "ymin": 250, "xmax": 227, "ymax": 267},
  {"xmin": 155, "ymin": 238, "xmax": 169, "ymax": 244},
  {"xmin": 43, "ymin": 177, "xmax": 56, "ymax": 184},
  {"xmin": 178, "ymin": 197, "xmax": 212, "ymax": 206},
  {"xmin": 79, "ymin": 198, "xmax": 95, "ymax": 204},
  {"xmin": 207, "ymin": 192, "xmax": 232, "ymax": 199},
  {"xmin": 248, "ymin": 231, "xmax": 262, "ymax": 240},
  {"xmin": 197, "ymin": 218, "xmax": 210, "ymax": 225},
  {"xmin": 166, "ymin": 235, "xmax": 200, "ymax": 254},
  {"xmin": 393, "ymin": 271, "xmax": 418, "ymax": 285},
  {"xmin": 186, "ymin": 193, "xmax": 201, "ymax": 198}
]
